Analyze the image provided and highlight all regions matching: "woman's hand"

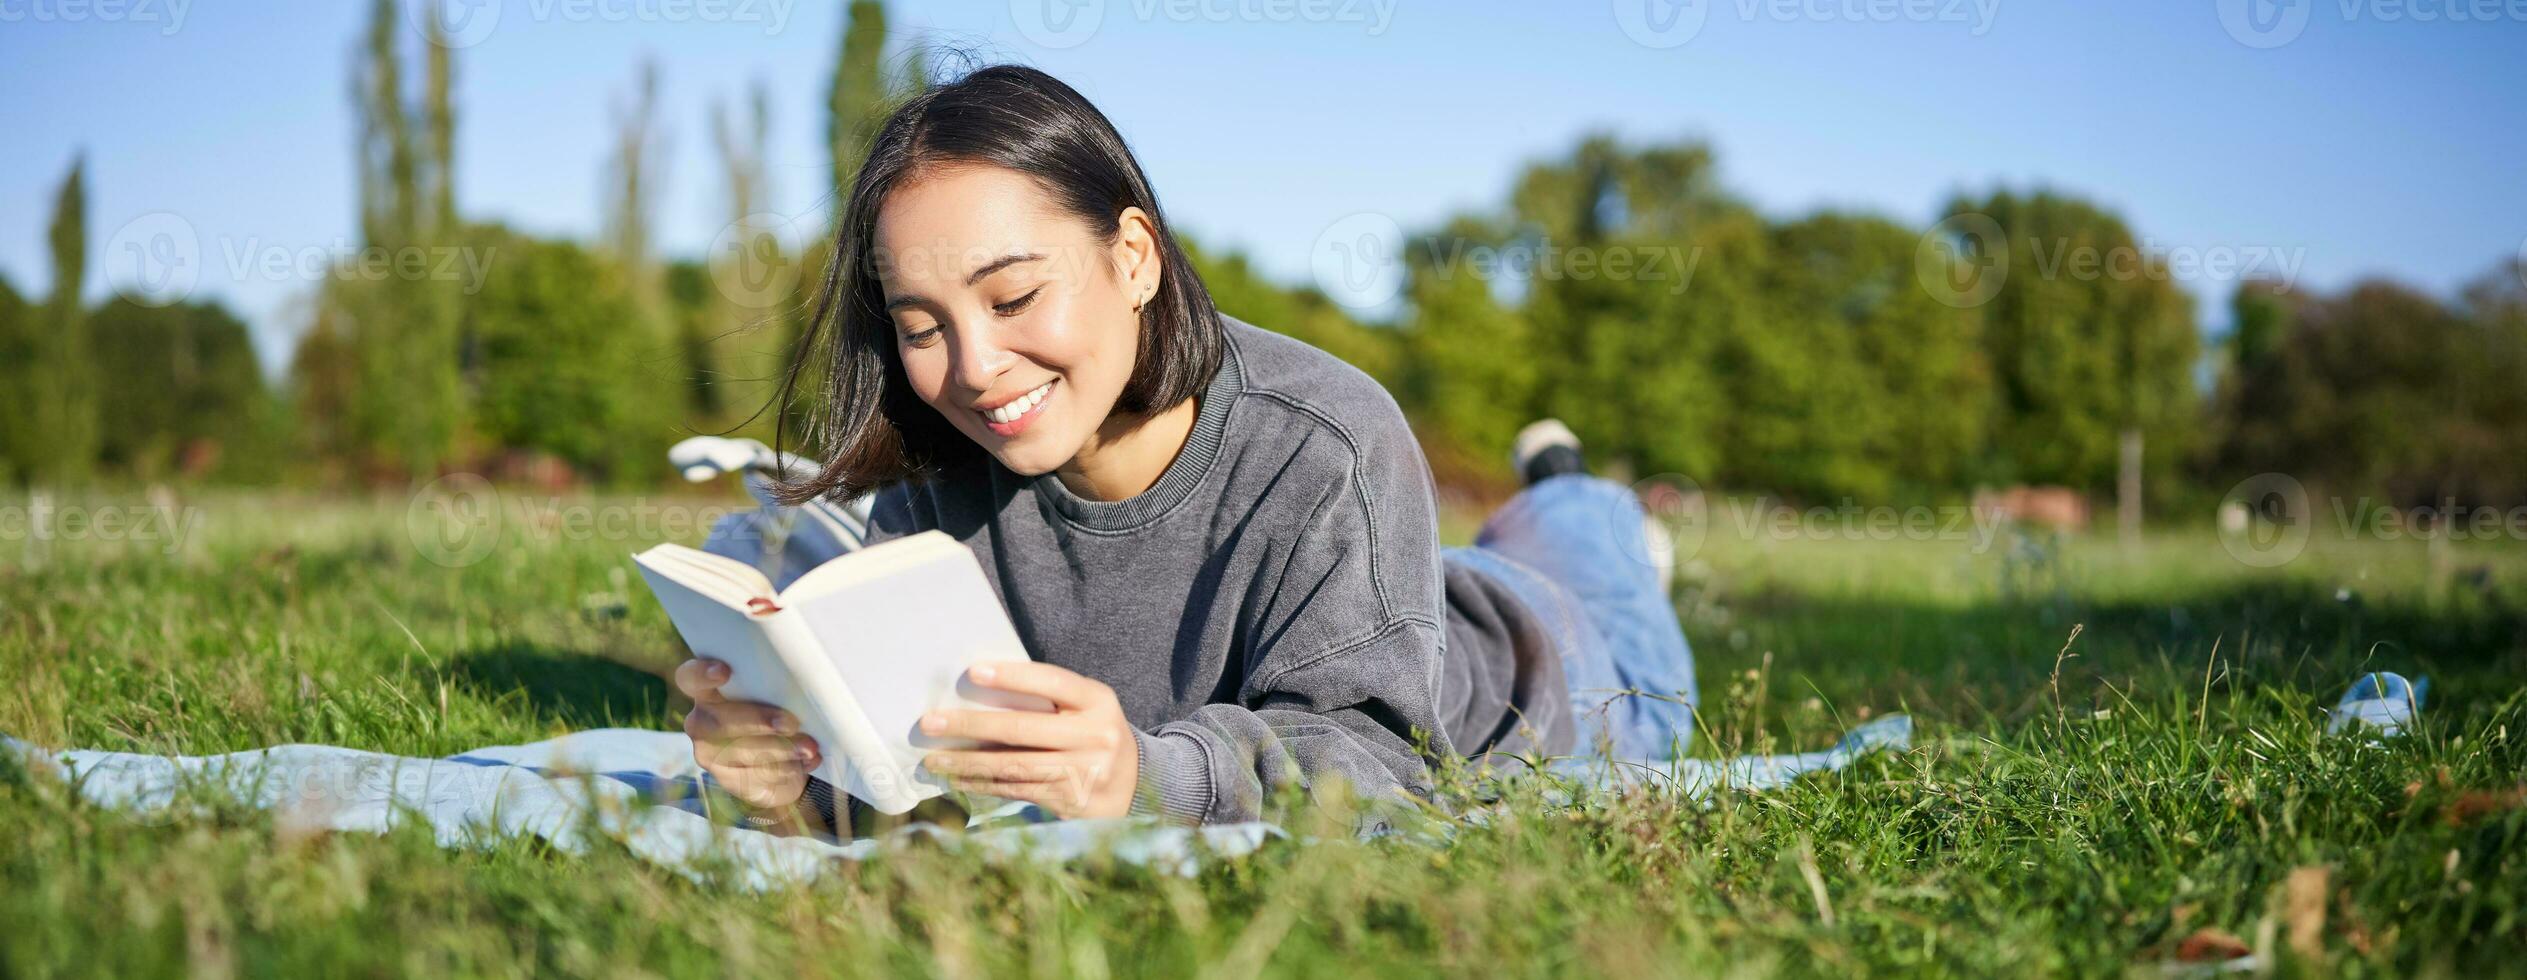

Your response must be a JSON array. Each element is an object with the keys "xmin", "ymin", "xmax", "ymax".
[
  {"xmin": 920, "ymin": 662, "xmax": 1140, "ymax": 819},
  {"xmin": 674, "ymin": 658, "xmax": 824, "ymax": 826}
]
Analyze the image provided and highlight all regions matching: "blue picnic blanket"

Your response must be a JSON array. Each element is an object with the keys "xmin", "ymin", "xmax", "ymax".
[{"xmin": 3, "ymin": 717, "xmax": 1912, "ymax": 891}]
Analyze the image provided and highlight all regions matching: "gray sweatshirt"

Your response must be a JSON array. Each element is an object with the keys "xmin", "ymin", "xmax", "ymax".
[{"xmin": 862, "ymin": 313, "xmax": 1571, "ymax": 825}]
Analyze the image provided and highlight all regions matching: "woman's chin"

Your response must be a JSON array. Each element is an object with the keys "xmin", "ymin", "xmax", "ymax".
[{"xmin": 984, "ymin": 440, "xmax": 1067, "ymax": 478}]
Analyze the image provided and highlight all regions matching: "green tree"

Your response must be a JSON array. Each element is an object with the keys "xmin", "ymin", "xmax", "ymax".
[
  {"xmin": 1942, "ymin": 190, "xmax": 2199, "ymax": 494},
  {"xmin": 2, "ymin": 156, "xmax": 100, "ymax": 485},
  {"xmin": 424, "ymin": 7, "xmax": 457, "ymax": 232},
  {"xmin": 463, "ymin": 226, "xmax": 664, "ymax": 483},
  {"xmin": 1769, "ymin": 212, "xmax": 1992, "ymax": 496},
  {"xmin": 698, "ymin": 79, "xmax": 786, "ymax": 426},
  {"xmin": 0, "ymin": 275, "xmax": 21, "ymax": 335},
  {"xmin": 2212, "ymin": 271, "xmax": 2527, "ymax": 507},
  {"xmin": 287, "ymin": 297, "xmax": 360, "ymax": 478},
  {"xmin": 356, "ymin": 0, "xmax": 416, "ymax": 251},
  {"xmin": 327, "ymin": 0, "xmax": 463, "ymax": 478},
  {"xmin": 606, "ymin": 57, "xmax": 667, "ymax": 327},
  {"xmin": 0, "ymin": 272, "xmax": 28, "ymax": 483},
  {"xmin": 596, "ymin": 57, "xmax": 696, "ymax": 460},
  {"xmin": 2227, "ymin": 276, "xmax": 2287, "ymax": 372},
  {"xmin": 1504, "ymin": 135, "xmax": 1736, "ymax": 481},
  {"xmin": 1187, "ymin": 236, "xmax": 1398, "ymax": 386},
  {"xmin": 826, "ymin": 0, "xmax": 900, "ymax": 203},
  {"xmin": 1397, "ymin": 216, "xmax": 1539, "ymax": 465},
  {"xmin": 89, "ymin": 297, "xmax": 272, "ymax": 480},
  {"xmin": 782, "ymin": 4, "xmax": 925, "ymax": 441},
  {"xmin": 2455, "ymin": 261, "xmax": 2527, "ymax": 504}
]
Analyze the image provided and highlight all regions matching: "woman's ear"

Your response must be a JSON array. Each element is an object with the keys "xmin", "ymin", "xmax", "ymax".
[{"xmin": 1112, "ymin": 206, "xmax": 1163, "ymax": 306}]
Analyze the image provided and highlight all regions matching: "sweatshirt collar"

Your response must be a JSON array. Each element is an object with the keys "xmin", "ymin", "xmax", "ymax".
[{"xmin": 1031, "ymin": 316, "xmax": 1247, "ymax": 532}]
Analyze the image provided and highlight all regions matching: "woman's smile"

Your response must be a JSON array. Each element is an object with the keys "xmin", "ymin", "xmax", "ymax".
[{"xmin": 978, "ymin": 378, "xmax": 1057, "ymax": 437}]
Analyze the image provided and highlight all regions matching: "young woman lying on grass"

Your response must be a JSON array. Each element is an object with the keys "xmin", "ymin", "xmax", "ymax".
[{"xmin": 674, "ymin": 64, "xmax": 1700, "ymax": 835}]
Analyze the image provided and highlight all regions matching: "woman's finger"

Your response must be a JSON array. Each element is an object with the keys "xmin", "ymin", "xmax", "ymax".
[
  {"xmin": 936, "ymin": 775, "xmax": 1064, "ymax": 807},
  {"xmin": 920, "ymin": 706, "xmax": 1091, "ymax": 749},
  {"xmin": 965, "ymin": 661, "xmax": 1109, "ymax": 711},
  {"xmin": 673, "ymin": 658, "xmax": 733, "ymax": 702},
  {"xmin": 922, "ymin": 749, "xmax": 1093, "ymax": 786},
  {"xmin": 687, "ymin": 700, "xmax": 801, "ymax": 743},
  {"xmin": 704, "ymin": 734, "xmax": 820, "ymax": 770}
]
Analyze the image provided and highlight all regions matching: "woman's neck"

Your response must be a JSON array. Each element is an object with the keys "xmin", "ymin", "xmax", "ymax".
[{"xmin": 1054, "ymin": 395, "xmax": 1200, "ymax": 501}]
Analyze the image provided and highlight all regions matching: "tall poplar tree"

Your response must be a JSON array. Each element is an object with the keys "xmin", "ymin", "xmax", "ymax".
[{"xmin": 0, "ymin": 157, "xmax": 97, "ymax": 484}]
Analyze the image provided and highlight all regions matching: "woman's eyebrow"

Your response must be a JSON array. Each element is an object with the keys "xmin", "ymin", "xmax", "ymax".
[
  {"xmin": 881, "ymin": 252, "xmax": 1045, "ymax": 314},
  {"xmin": 964, "ymin": 251, "xmax": 1044, "ymax": 286}
]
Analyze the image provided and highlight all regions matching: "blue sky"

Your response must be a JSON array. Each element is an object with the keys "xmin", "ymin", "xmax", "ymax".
[{"xmin": 2, "ymin": 0, "xmax": 2523, "ymax": 374}]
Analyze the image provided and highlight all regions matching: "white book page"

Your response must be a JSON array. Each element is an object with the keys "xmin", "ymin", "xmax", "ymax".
[{"xmin": 789, "ymin": 546, "xmax": 1046, "ymax": 784}]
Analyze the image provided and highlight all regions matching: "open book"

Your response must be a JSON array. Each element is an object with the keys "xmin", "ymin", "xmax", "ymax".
[{"xmin": 632, "ymin": 530, "xmax": 1047, "ymax": 814}]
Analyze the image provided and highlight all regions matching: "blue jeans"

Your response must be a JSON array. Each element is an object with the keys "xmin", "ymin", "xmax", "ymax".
[{"xmin": 1443, "ymin": 475, "xmax": 1699, "ymax": 759}]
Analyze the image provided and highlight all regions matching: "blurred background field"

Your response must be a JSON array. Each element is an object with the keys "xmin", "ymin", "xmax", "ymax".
[{"xmin": 6, "ymin": 487, "xmax": 2522, "ymax": 755}]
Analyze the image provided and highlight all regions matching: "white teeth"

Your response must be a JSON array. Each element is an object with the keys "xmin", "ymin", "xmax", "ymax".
[{"xmin": 984, "ymin": 381, "xmax": 1052, "ymax": 424}]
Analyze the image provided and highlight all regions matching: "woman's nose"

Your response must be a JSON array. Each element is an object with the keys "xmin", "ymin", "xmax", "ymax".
[{"xmin": 948, "ymin": 324, "xmax": 1015, "ymax": 393}]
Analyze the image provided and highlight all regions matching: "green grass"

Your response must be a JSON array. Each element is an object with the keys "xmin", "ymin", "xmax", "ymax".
[{"xmin": 2, "ymin": 489, "xmax": 2523, "ymax": 977}]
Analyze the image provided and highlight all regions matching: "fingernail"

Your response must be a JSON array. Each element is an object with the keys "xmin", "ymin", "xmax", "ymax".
[
  {"xmin": 708, "ymin": 662, "xmax": 730, "ymax": 679},
  {"xmin": 774, "ymin": 714, "xmax": 797, "ymax": 735},
  {"xmin": 920, "ymin": 713, "xmax": 945, "ymax": 735},
  {"xmin": 970, "ymin": 664, "xmax": 996, "ymax": 683}
]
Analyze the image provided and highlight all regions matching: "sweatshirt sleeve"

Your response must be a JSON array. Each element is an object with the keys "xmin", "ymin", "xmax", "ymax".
[{"xmin": 1126, "ymin": 398, "xmax": 1455, "ymax": 826}]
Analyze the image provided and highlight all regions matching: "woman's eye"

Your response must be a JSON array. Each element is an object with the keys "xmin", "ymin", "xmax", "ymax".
[
  {"xmin": 902, "ymin": 325, "xmax": 942, "ymax": 348},
  {"xmin": 994, "ymin": 287, "xmax": 1043, "ymax": 316}
]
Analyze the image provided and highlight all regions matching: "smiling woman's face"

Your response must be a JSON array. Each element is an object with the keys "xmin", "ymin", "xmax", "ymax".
[{"xmin": 873, "ymin": 164, "xmax": 1158, "ymax": 477}]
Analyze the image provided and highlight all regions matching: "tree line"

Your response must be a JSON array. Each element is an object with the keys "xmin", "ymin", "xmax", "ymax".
[{"xmin": 2, "ymin": 0, "xmax": 2521, "ymax": 516}]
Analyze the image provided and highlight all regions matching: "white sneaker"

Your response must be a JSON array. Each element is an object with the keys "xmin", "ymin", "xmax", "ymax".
[{"xmin": 1510, "ymin": 419, "xmax": 1582, "ymax": 476}]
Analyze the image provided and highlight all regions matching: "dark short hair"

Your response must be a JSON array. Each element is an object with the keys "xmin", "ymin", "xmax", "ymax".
[{"xmin": 771, "ymin": 63, "xmax": 1224, "ymax": 505}]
